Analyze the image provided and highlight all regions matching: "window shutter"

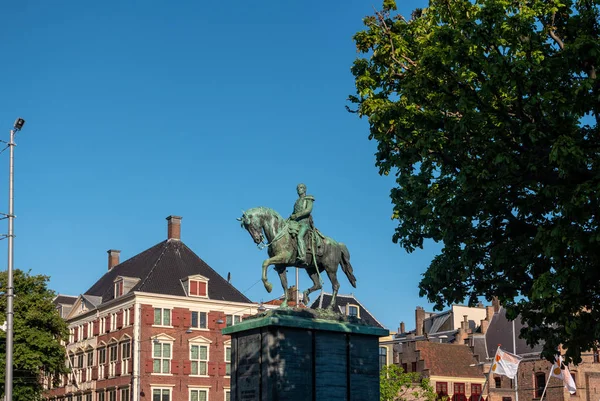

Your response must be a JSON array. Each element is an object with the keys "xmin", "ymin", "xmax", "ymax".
[
  {"xmin": 128, "ymin": 359, "xmax": 133, "ymax": 374},
  {"xmin": 74, "ymin": 327, "xmax": 79, "ymax": 341},
  {"xmin": 82, "ymin": 323, "xmax": 88, "ymax": 339},
  {"xmin": 93, "ymin": 320, "xmax": 100, "ymax": 336},
  {"xmin": 116, "ymin": 311, "xmax": 124, "ymax": 329},
  {"xmin": 208, "ymin": 312, "xmax": 217, "ymax": 329},
  {"xmin": 190, "ymin": 280, "xmax": 198, "ymax": 296},
  {"xmin": 115, "ymin": 362, "xmax": 121, "ymax": 376},
  {"xmin": 171, "ymin": 360, "xmax": 179, "ymax": 374},
  {"xmin": 145, "ymin": 359, "xmax": 154, "ymax": 374},
  {"xmin": 143, "ymin": 307, "xmax": 154, "ymax": 325},
  {"xmin": 130, "ymin": 307, "xmax": 135, "ymax": 324},
  {"xmin": 198, "ymin": 282, "xmax": 207, "ymax": 296},
  {"xmin": 91, "ymin": 367, "xmax": 98, "ymax": 381},
  {"xmin": 172, "ymin": 310, "xmax": 180, "ymax": 327},
  {"xmin": 105, "ymin": 315, "xmax": 111, "ymax": 333},
  {"xmin": 183, "ymin": 311, "xmax": 191, "ymax": 328},
  {"xmin": 104, "ymin": 364, "xmax": 109, "ymax": 378},
  {"xmin": 183, "ymin": 361, "xmax": 191, "ymax": 375},
  {"xmin": 81, "ymin": 369, "xmax": 87, "ymax": 383},
  {"xmin": 218, "ymin": 362, "xmax": 227, "ymax": 376},
  {"xmin": 207, "ymin": 361, "xmax": 217, "ymax": 376}
]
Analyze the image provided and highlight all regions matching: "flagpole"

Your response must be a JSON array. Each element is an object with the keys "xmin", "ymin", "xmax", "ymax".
[
  {"xmin": 478, "ymin": 346, "xmax": 500, "ymax": 401},
  {"xmin": 538, "ymin": 370, "xmax": 552, "ymax": 401}
]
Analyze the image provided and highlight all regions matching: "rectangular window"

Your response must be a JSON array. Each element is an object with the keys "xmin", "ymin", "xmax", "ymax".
[
  {"xmin": 454, "ymin": 383, "xmax": 466, "ymax": 401},
  {"xmin": 154, "ymin": 308, "xmax": 171, "ymax": 326},
  {"xmin": 494, "ymin": 377, "xmax": 502, "ymax": 388},
  {"xmin": 436, "ymin": 382, "xmax": 448, "ymax": 396},
  {"xmin": 501, "ymin": 398, "xmax": 512, "ymax": 401},
  {"xmin": 471, "ymin": 384, "xmax": 482, "ymax": 395},
  {"xmin": 85, "ymin": 394, "xmax": 92, "ymax": 401},
  {"xmin": 98, "ymin": 348, "xmax": 106, "ymax": 365},
  {"xmin": 109, "ymin": 344, "xmax": 118, "ymax": 362},
  {"xmin": 225, "ymin": 346, "xmax": 231, "ymax": 376},
  {"xmin": 190, "ymin": 389, "xmax": 208, "ymax": 401},
  {"xmin": 77, "ymin": 354, "xmax": 84, "ymax": 368},
  {"xmin": 402, "ymin": 363, "xmax": 407, "ymax": 372},
  {"xmin": 379, "ymin": 347, "xmax": 387, "ymax": 370},
  {"xmin": 226, "ymin": 315, "xmax": 233, "ymax": 327},
  {"xmin": 411, "ymin": 361, "xmax": 417, "ymax": 372},
  {"xmin": 153, "ymin": 342, "xmax": 171, "ymax": 374},
  {"xmin": 97, "ymin": 392, "xmax": 105, "ymax": 401},
  {"xmin": 124, "ymin": 308, "xmax": 131, "ymax": 326},
  {"xmin": 115, "ymin": 281, "xmax": 123, "ymax": 298},
  {"xmin": 120, "ymin": 388, "xmax": 130, "ymax": 401},
  {"xmin": 110, "ymin": 313, "xmax": 117, "ymax": 331},
  {"xmin": 225, "ymin": 390, "xmax": 230, "ymax": 401},
  {"xmin": 107, "ymin": 390, "xmax": 116, "ymax": 401},
  {"xmin": 152, "ymin": 388, "xmax": 170, "ymax": 401},
  {"xmin": 122, "ymin": 341, "xmax": 131, "ymax": 359},
  {"xmin": 191, "ymin": 311, "xmax": 207, "ymax": 329},
  {"xmin": 190, "ymin": 345, "xmax": 208, "ymax": 375},
  {"xmin": 348, "ymin": 305, "xmax": 359, "ymax": 316},
  {"xmin": 535, "ymin": 373, "xmax": 546, "ymax": 398}
]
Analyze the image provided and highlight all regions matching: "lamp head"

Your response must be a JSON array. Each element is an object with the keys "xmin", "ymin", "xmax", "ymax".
[{"xmin": 13, "ymin": 118, "xmax": 25, "ymax": 131}]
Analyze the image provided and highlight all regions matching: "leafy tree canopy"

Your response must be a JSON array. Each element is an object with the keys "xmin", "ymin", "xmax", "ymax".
[
  {"xmin": 381, "ymin": 364, "xmax": 437, "ymax": 401},
  {"xmin": 350, "ymin": 0, "xmax": 600, "ymax": 363},
  {"xmin": 0, "ymin": 269, "xmax": 69, "ymax": 401}
]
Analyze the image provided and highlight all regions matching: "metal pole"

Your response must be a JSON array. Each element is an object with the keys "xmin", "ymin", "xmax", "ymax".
[
  {"xmin": 295, "ymin": 268, "xmax": 299, "ymax": 305},
  {"xmin": 5, "ymin": 127, "xmax": 16, "ymax": 401},
  {"xmin": 513, "ymin": 320, "xmax": 519, "ymax": 401}
]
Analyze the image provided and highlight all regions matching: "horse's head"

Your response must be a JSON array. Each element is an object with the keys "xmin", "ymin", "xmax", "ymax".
[{"xmin": 237, "ymin": 209, "xmax": 263, "ymax": 245}]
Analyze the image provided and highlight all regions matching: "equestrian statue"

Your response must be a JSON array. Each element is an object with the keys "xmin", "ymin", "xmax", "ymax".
[{"xmin": 237, "ymin": 183, "xmax": 356, "ymax": 309}]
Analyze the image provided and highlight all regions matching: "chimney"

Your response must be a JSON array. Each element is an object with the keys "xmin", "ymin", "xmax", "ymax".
[
  {"xmin": 486, "ymin": 305, "xmax": 494, "ymax": 321},
  {"xmin": 461, "ymin": 315, "xmax": 469, "ymax": 330},
  {"xmin": 400, "ymin": 321, "xmax": 406, "ymax": 334},
  {"xmin": 415, "ymin": 306, "xmax": 425, "ymax": 336},
  {"xmin": 167, "ymin": 215, "xmax": 182, "ymax": 240},
  {"xmin": 107, "ymin": 249, "xmax": 121, "ymax": 270},
  {"xmin": 492, "ymin": 296, "xmax": 500, "ymax": 313},
  {"xmin": 481, "ymin": 319, "xmax": 489, "ymax": 334}
]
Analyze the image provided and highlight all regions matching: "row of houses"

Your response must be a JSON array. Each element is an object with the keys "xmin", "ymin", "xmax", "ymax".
[
  {"xmin": 378, "ymin": 301, "xmax": 600, "ymax": 401},
  {"xmin": 44, "ymin": 216, "xmax": 376, "ymax": 401},
  {"xmin": 44, "ymin": 215, "xmax": 600, "ymax": 401}
]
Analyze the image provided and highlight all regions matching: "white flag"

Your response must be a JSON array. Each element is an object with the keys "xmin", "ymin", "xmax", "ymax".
[
  {"xmin": 491, "ymin": 347, "xmax": 522, "ymax": 379},
  {"xmin": 550, "ymin": 355, "xmax": 577, "ymax": 394}
]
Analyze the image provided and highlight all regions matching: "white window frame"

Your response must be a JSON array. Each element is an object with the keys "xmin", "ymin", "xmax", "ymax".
[
  {"xmin": 346, "ymin": 304, "xmax": 360, "ymax": 318},
  {"xmin": 121, "ymin": 336, "xmax": 131, "ymax": 375},
  {"xmin": 107, "ymin": 389, "xmax": 116, "ymax": 401},
  {"xmin": 225, "ymin": 314, "xmax": 242, "ymax": 327},
  {"xmin": 189, "ymin": 387, "xmax": 209, "ymax": 401},
  {"xmin": 151, "ymin": 387, "xmax": 172, "ymax": 401},
  {"xmin": 108, "ymin": 340, "xmax": 118, "ymax": 377},
  {"xmin": 110, "ymin": 313, "xmax": 117, "ymax": 331},
  {"xmin": 120, "ymin": 387, "xmax": 130, "ymax": 401},
  {"xmin": 153, "ymin": 308, "xmax": 172, "ymax": 327},
  {"xmin": 189, "ymin": 335, "xmax": 212, "ymax": 377},
  {"xmin": 224, "ymin": 340, "xmax": 231, "ymax": 377},
  {"xmin": 190, "ymin": 311, "xmax": 208, "ymax": 330},
  {"xmin": 124, "ymin": 308, "xmax": 131, "ymax": 326},
  {"xmin": 152, "ymin": 334, "xmax": 175, "ymax": 375},
  {"xmin": 224, "ymin": 388, "xmax": 231, "ymax": 401}
]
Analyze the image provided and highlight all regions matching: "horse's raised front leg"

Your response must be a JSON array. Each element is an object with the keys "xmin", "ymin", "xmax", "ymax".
[
  {"xmin": 275, "ymin": 265, "xmax": 289, "ymax": 308},
  {"xmin": 261, "ymin": 253, "xmax": 290, "ymax": 294}
]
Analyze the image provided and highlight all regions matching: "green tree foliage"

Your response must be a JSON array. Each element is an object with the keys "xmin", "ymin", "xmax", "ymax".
[
  {"xmin": 380, "ymin": 364, "xmax": 437, "ymax": 401},
  {"xmin": 350, "ymin": 0, "xmax": 600, "ymax": 363},
  {"xmin": 0, "ymin": 269, "xmax": 69, "ymax": 400}
]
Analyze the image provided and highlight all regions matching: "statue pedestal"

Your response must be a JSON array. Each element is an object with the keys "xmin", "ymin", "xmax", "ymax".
[{"xmin": 222, "ymin": 309, "xmax": 389, "ymax": 401}]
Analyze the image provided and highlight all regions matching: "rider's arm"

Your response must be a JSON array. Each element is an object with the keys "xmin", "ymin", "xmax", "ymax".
[{"xmin": 294, "ymin": 199, "xmax": 314, "ymax": 220}]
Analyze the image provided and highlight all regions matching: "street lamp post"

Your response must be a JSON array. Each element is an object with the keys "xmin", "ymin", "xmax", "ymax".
[{"xmin": 4, "ymin": 117, "xmax": 25, "ymax": 401}]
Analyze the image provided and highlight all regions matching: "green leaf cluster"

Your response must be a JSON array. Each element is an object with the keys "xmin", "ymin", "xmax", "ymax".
[
  {"xmin": 0, "ymin": 269, "xmax": 69, "ymax": 401},
  {"xmin": 380, "ymin": 364, "xmax": 437, "ymax": 401},
  {"xmin": 351, "ymin": 0, "xmax": 600, "ymax": 363}
]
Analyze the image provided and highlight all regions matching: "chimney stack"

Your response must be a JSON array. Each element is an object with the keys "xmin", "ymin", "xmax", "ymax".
[
  {"xmin": 399, "ymin": 321, "xmax": 405, "ymax": 334},
  {"xmin": 486, "ymin": 305, "xmax": 494, "ymax": 321},
  {"xmin": 480, "ymin": 319, "xmax": 489, "ymax": 334},
  {"xmin": 492, "ymin": 296, "xmax": 500, "ymax": 313},
  {"xmin": 107, "ymin": 249, "xmax": 121, "ymax": 270},
  {"xmin": 415, "ymin": 306, "xmax": 425, "ymax": 336},
  {"xmin": 167, "ymin": 215, "xmax": 182, "ymax": 240}
]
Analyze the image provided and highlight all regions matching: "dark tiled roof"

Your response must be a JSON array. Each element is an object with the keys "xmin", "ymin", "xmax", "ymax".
[
  {"xmin": 485, "ymin": 307, "xmax": 544, "ymax": 357},
  {"xmin": 85, "ymin": 240, "xmax": 251, "ymax": 304},
  {"xmin": 308, "ymin": 293, "xmax": 385, "ymax": 328},
  {"xmin": 53, "ymin": 294, "xmax": 78, "ymax": 306},
  {"xmin": 417, "ymin": 341, "xmax": 482, "ymax": 378}
]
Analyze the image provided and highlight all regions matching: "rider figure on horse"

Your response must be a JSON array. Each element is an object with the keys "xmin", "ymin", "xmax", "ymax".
[{"xmin": 289, "ymin": 183, "xmax": 315, "ymax": 263}]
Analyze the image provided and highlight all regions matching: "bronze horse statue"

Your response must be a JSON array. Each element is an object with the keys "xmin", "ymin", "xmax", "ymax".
[{"xmin": 238, "ymin": 207, "xmax": 356, "ymax": 308}]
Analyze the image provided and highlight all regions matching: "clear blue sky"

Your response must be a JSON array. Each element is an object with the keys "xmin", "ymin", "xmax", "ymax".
[{"xmin": 0, "ymin": 0, "xmax": 443, "ymax": 332}]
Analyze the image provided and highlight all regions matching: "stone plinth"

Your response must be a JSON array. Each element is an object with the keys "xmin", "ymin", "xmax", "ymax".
[{"xmin": 222, "ymin": 309, "xmax": 389, "ymax": 401}]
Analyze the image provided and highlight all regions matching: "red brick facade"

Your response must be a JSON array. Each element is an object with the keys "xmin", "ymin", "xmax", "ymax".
[{"xmin": 44, "ymin": 295, "xmax": 254, "ymax": 401}]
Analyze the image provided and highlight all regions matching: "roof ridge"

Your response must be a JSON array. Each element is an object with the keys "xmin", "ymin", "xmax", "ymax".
[{"xmin": 135, "ymin": 241, "xmax": 170, "ymax": 292}]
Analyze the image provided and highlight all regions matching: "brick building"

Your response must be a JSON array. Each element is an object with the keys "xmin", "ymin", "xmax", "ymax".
[{"xmin": 44, "ymin": 216, "xmax": 257, "ymax": 401}]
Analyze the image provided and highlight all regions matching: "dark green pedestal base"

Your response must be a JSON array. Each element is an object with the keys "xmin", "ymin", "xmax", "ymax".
[{"xmin": 223, "ymin": 309, "xmax": 389, "ymax": 401}]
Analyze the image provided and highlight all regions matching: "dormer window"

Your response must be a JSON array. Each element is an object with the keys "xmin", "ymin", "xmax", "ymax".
[
  {"xmin": 183, "ymin": 275, "xmax": 209, "ymax": 298},
  {"xmin": 113, "ymin": 276, "xmax": 140, "ymax": 299},
  {"xmin": 347, "ymin": 304, "xmax": 360, "ymax": 317}
]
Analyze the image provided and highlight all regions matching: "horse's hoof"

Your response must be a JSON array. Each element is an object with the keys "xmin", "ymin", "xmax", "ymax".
[
  {"xmin": 303, "ymin": 292, "xmax": 310, "ymax": 305},
  {"xmin": 264, "ymin": 282, "xmax": 273, "ymax": 293}
]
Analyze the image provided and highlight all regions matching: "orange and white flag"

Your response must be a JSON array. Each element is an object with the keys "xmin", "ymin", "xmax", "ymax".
[
  {"xmin": 491, "ymin": 347, "xmax": 522, "ymax": 379},
  {"xmin": 550, "ymin": 355, "xmax": 577, "ymax": 394}
]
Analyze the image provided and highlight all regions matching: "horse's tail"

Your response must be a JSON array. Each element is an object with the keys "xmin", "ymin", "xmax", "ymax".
[{"xmin": 340, "ymin": 243, "xmax": 356, "ymax": 288}]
